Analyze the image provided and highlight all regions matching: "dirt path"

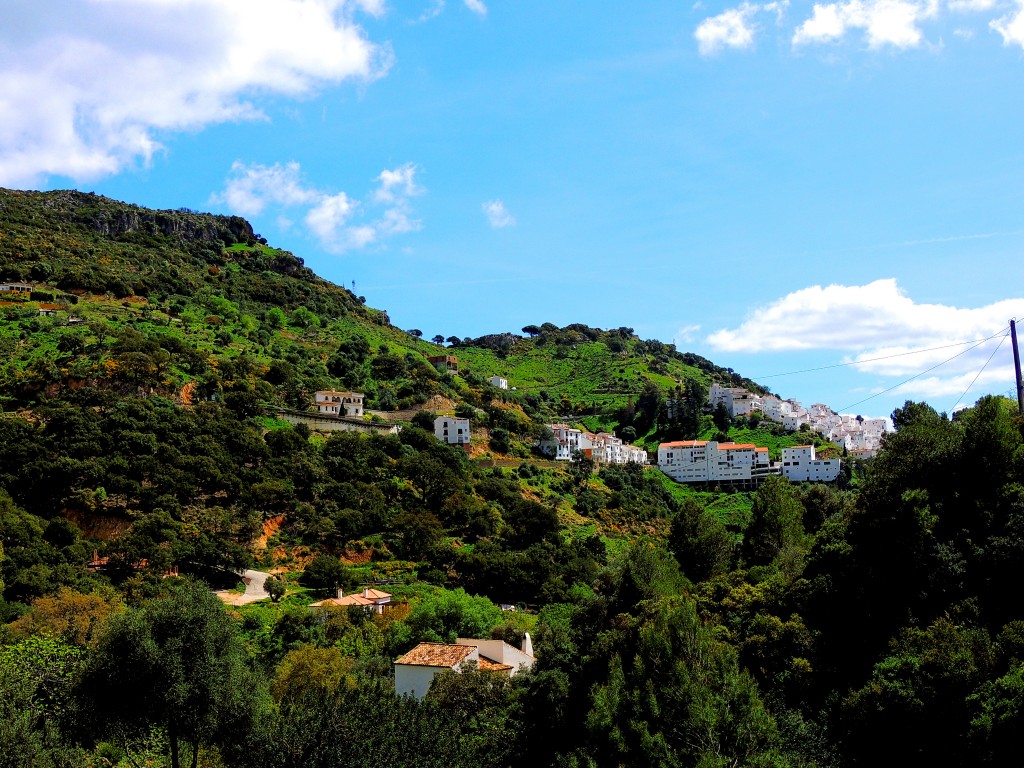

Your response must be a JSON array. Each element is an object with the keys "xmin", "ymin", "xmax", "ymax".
[{"xmin": 215, "ymin": 569, "xmax": 272, "ymax": 606}]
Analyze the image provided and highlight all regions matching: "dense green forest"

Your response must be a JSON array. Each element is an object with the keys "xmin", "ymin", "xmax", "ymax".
[{"xmin": 1, "ymin": 189, "xmax": 1023, "ymax": 767}]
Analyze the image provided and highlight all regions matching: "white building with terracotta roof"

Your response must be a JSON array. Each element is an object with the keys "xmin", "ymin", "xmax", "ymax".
[
  {"xmin": 394, "ymin": 636, "xmax": 534, "ymax": 699},
  {"xmin": 310, "ymin": 587, "xmax": 391, "ymax": 614},
  {"xmin": 657, "ymin": 440, "xmax": 776, "ymax": 485}
]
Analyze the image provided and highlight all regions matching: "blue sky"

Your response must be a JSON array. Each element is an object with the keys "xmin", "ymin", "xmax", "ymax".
[{"xmin": 3, "ymin": 0, "xmax": 1024, "ymax": 420}]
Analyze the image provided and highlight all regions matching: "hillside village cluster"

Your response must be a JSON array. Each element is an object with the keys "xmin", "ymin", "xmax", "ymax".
[{"xmin": 311, "ymin": 357, "xmax": 889, "ymax": 488}]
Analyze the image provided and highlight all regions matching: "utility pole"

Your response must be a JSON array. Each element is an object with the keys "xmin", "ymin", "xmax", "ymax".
[{"xmin": 1011, "ymin": 319, "xmax": 1024, "ymax": 416}]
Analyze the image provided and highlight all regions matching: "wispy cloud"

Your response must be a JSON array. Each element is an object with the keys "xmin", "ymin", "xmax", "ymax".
[
  {"xmin": 464, "ymin": 0, "xmax": 488, "ymax": 16},
  {"xmin": 0, "ymin": 0, "xmax": 389, "ymax": 188},
  {"xmin": 482, "ymin": 199, "xmax": 516, "ymax": 228},
  {"xmin": 675, "ymin": 324, "xmax": 703, "ymax": 344},
  {"xmin": 212, "ymin": 160, "xmax": 423, "ymax": 254}
]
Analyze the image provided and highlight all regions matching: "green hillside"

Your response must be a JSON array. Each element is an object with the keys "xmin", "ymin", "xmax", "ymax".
[{"xmin": 3, "ymin": 188, "xmax": 1024, "ymax": 768}]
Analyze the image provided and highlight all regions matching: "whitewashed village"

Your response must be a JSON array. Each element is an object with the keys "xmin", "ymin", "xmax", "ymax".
[{"xmin": 302, "ymin": 371, "xmax": 889, "ymax": 490}]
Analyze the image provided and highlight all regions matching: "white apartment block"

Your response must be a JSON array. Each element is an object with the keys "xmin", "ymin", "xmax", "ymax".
[
  {"xmin": 435, "ymin": 416, "xmax": 471, "ymax": 445},
  {"xmin": 488, "ymin": 375, "xmax": 509, "ymax": 390},
  {"xmin": 315, "ymin": 390, "xmax": 364, "ymax": 418},
  {"xmin": 780, "ymin": 445, "xmax": 841, "ymax": 482},
  {"xmin": 657, "ymin": 440, "xmax": 775, "ymax": 485}
]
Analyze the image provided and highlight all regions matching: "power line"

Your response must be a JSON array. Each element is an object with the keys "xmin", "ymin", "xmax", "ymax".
[
  {"xmin": 838, "ymin": 333, "xmax": 1003, "ymax": 413},
  {"xmin": 950, "ymin": 332, "xmax": 1009, "ymax": 413},
  {"xmin": 749, "ymin": 330, "xmax": 1009, "ymax": 381}
]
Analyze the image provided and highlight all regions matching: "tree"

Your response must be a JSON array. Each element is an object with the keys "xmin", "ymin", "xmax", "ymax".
[
  {"xmin": 522, "ymin": 325, "xmax": 541, "ymax": 337},
  {"xmin": 432, "ymin": 335, "xmax": 445, "ymax": 345},
  {"xmin": 713, "ymin": 401, "xmax": 731, "ymax": 433},
  {"xmin": 445, "ymin": 336, "xmax": 461, "ymax": 347},
  {"xmin": 407, "ymin": 329, "xmax": 423, "ymax": 338},
  {"xmin": 264, "ymin": 575, "xmax": 286, "ymax": 602},
  {"xmin": 742, "ymin": 476, "xmax": 808, "ymax": 573},
  {"xmin": 78, "ymin": 579, "xmax": 258, "ymax": 768},
  {"xmin": 301, "ymin": 555, "xmax": 354, "ymax": 595},
  {"xmin": 669, "ymin": 498, "xmax": 734, "ymax": 582}
]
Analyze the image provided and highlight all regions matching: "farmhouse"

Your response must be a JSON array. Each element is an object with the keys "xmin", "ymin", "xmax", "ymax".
[
  {"xmin": 394, "ymin": 635, "xmax": 534, "ymax": 699},
  {"xmin": 488, "ymin": 375, "xmax": 509, "ymax": 390},
  {"xmin": 310, "ymin": 587, "xmax": 391, "ymax": 614}
]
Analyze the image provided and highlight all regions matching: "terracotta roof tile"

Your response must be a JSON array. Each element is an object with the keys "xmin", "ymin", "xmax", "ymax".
[
  {"xmin": 477, "ymin": 655, "xmax": 513, "ymax": 672},
  {"xmin": 660, "ymin": 440, "xmax": 708, "ymax": 448},
  {"xmin": 396, "ymin": 643, "xmax": 476, "ymax": 668}
]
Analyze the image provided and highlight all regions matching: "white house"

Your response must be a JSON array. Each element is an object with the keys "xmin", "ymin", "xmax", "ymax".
[
  {"xmin": 779, "ymin": 445, "xmax": 841, "ymax": 482},
  {"xmin": 782, "ymin": 410, "xmax": 808, "ymax": 432},
  {"xmin": 315, "ymin": 390, "xmax": 364, "ymax": 418},
  {"xmin": 394, "ymin": 636, "xmax": 534, "ymax": 699},
  {"xmin": 435, "ymin": 415, "xmax": 471, "ymax": 445},
  {"xmin": 310, "ymin": 587, "xmax": 391, "ymax": 614},
  {"xmin": 488, "ymin": 375, "xmax": 509, "ymax": 390}
]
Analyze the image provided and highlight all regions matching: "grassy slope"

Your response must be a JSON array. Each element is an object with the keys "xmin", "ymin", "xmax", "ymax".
[{"xmin": 454, "ymin": 337, "xmax": 710, "ymax": 412}]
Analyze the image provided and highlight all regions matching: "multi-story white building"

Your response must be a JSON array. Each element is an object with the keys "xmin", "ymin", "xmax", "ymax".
[
  {"xmin": 709, "ymin": 384, "xmax": 760, "ymax": 418},
  {"xmin": 779, "ymin": 445, "xmax": 840, "ymax": 482},
  {"xmin": 435, "ymin": 416, "xmax": 471, "ymax": 445},
  {"xmin": 488, "ymin": 375, "xmax": 509, "ymax": 390},
  {"xmin": 315, "ymin": 390, "xmax": 364, "ymax": 418},
  {"xmin": 657, "ymin": 440, "xmax": 775, "ymax": 485}
]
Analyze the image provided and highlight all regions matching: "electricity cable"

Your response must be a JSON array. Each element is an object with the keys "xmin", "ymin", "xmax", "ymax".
[
  {"xmin": 838, "ymin": 333, "xmax": 1001, "ymax": 413},
  {"xmin": 950, "ymin": 332, "xmax": 1008, "ymax": 413},
  {"xmin": 748, "ymin": 329, "xmax": 1009, "ymax": 381}
]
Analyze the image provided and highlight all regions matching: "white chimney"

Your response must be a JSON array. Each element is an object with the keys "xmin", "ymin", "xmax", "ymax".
[
  {"xmin": 522, "ymin": 632, "xmax": 533, "ymax": 657},
  {"xmin": 337, "ymin": 588, "xmax": 344, "ymax": 600}
]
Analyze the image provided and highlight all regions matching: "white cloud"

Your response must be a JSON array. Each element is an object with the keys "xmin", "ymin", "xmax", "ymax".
[
  {"xmin": 695, "ymin": 1, "xmax": 789, "ymax": 55},
  {"xmin": 482, "ymin": 199, "xmax": 516, "ymax": 228},
  {"xmin": 991, "ymin": 0, "xmax": 1024, "ymax": 46},
  {"xmin": 707, "ymin": 278, "xmax": 1021, "ymax": 352},
  {"xmin": 707, "ymin": 279, "xmax": 1024, "ymax": 400},
  {"xmin": 213, "ymin": 161, "xmax": 423, "ymax": 254},
  {"xmin": 0, "ymin": 0, "xmax": 388, "ymax": 188},
  {"xmin": 696, "ymin": 4, "xmax": 760, "ymax": 54},
  {"xmin": 792, "ymin": 0, "xmax": 937, "ymax": 48},
  {"xmin": 464, "ymin": 0, "xmax": 488, "ymax": 16},
  {"xmin": 214, "ymin": 161, "xmax": 320, "ymax": 217}
]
